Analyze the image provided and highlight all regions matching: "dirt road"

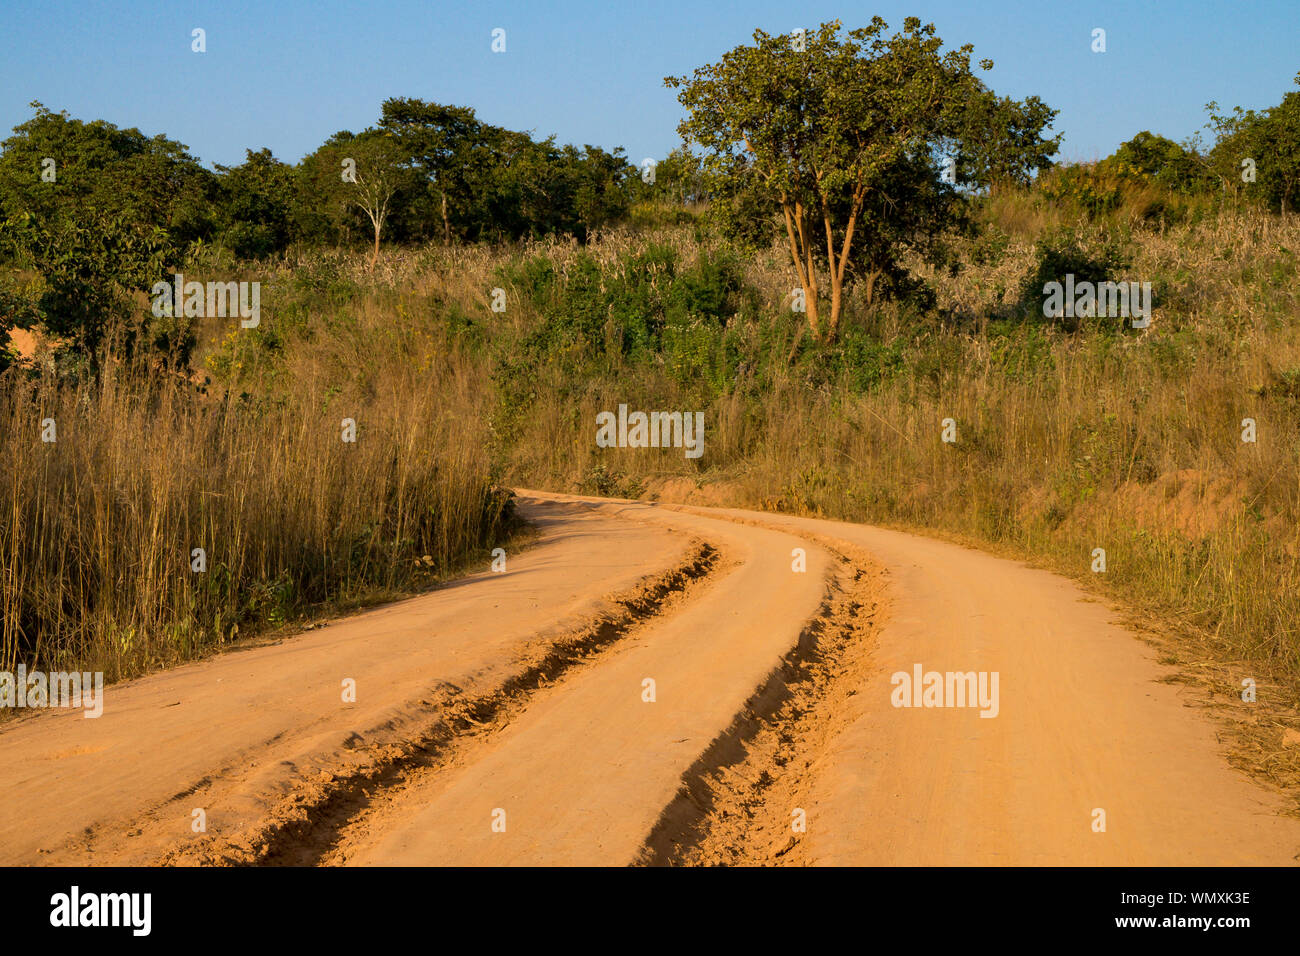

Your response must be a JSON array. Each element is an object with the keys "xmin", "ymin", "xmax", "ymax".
[{"xmin": 2, "ymin": 491, "xmax": 1296, "ymax": 866}]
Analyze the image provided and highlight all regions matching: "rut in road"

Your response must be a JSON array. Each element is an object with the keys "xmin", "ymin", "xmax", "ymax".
[
  {"xmin": 8, "ymin": 491, "xmax": 1299, "ymax": 867},
  {"xmin": 163, "ymin": 541, "xmax": 720, "ymax": 866},
  {"xmin": 285, "ymin": 494, "xmax": 1300, "ymax": 867},
  {"xmin": 649, "ymin": 503, "xmax": 1300, "ymax": 866},
  {"xmin": 637, "ymin": 538, "xmax": 886, "ymax": 866},
  {"xmin": 328, "ymin": 493, "xmax": 844, "ymax": 866}
]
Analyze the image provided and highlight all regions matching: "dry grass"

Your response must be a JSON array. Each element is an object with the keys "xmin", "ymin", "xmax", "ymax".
[
  {"xmin": 4, "ymin": 193, "xmax": 1298, "ymax": 717},
  {"xmin": 474, "ymin": 202, "xmax": 1300, "ymax": 697},
  {"xmin": 0, "ymin": 308, "xmax": 512, "ymax": 682}
]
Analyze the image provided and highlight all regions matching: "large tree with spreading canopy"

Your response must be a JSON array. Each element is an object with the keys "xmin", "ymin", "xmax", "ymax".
[{"xmin": 667, "ymin": 18, "xmax": 1058, "ymax": 340}]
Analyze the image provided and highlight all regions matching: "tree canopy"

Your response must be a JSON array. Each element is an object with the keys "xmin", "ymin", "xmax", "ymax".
[{"xmin": 667, "ymin": 18, "xmax": 1059, "ymax": 340}]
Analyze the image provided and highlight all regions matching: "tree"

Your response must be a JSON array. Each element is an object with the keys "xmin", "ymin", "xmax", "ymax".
[
  {"xmin": 379, "ymin": 97, "xmax": 636, "ymax": 243},
  {"xmin": 953, "ymin": 92, "xmax": 1060, "ymax": 189},
  {"xmin": 1259, "ymin": 88, "xmax": 1300, "ymax": 214},
  {"xmin": 654, "ymin": 147, "xmax": 707, "ymax": 205},
  {"xmin": 379, "ymin": 98, "xmax": 489, "ymax": 243},
  {"xmin": 0, "ymin": 207, "xmax": 170, "ymax": 366},
  {"xmin": 213, "ymin": 148, "xmax": 296, "ymax": 258},
  {"xmin": 0, "ymin": 103, "xmax": 210, "ymax": 365},
  {"xmin": 1205, "ymin": 74, "xmax": 1300, "ymax": 213},
  {"xmin": 482, "ymin": 137, "xmax": 634, "ymax": 242},
  {"xmin": 349, "ymin": 133, "xmax": 415, "ymax": 267},
  {"xmin": 668, "ymin": 18, "xmax": 1007, "ymax": 340},
  {"xmin": 297, "ymin": 130, "xmax": 417, "ymax": 268},
  {"xmin": 1244, "ymin": 75, "xmax": 1300, "ymax": 215},
  {"xmin": 1107, "ymin": 131, "xmax": 1209, "ymax": 194},
  {"xmin": 564, "ymin": 144, "xmax": 635, "ymax": 239},
  {"xmin": 293, "ymin": 131, "xmax": 355, "ymax": 244},
  {"xmin": 0, "ymin": 102, "xmax": 215, "ymax": 257}
]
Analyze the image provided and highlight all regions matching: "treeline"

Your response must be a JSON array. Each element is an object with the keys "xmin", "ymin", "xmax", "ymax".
[
  {"xmin": 1040, "ymin": 80, "xmax": 1300, "ymax": 218},
  {"xmin": 1, "ymin": 59, "xmax": 1299, "ymax": 368},
  {"xmin": 0, "ymin": 96, "xmax": 702, "ymax": 256},
  {"xmin": 0, "ymin": 97, "xmax": 700, "ymax": 366}
]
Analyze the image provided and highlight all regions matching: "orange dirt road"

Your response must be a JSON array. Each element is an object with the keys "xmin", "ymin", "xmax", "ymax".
[{"xmin": 1, "ymin": 491, "xmax": 1296, "ymax": 866}]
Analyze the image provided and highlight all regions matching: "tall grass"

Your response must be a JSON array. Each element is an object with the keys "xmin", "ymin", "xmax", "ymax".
[
  {"xmin": 0, "ymin": 323, "xmax": 512, "ymax": 681},
  {"xmin": 5, "ymin": 188, "xmax": 1298, "ymax": 695},
  {"xmin": 408, "ymin": 198, "xmax": 1300, "ymax": 684}
]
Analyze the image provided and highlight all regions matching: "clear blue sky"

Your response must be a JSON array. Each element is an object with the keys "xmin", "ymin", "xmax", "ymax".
[{"xmin": 1, "ymin": 0, "xmax": 1296, "ymax": 169}]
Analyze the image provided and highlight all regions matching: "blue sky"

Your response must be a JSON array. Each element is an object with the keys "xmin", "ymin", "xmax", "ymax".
[{"xmin": 0, "ymin": 0, "xmax": 1296, "ymax": 169}]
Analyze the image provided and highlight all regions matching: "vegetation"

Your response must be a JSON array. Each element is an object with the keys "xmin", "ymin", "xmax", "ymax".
[
  {"xmin": 2, "ymin": 20, "xmax": 1299, "ymax": 707},
  {"xmin": 666, "ymin": 17, "xmax": 1058, "ymax": 338}
]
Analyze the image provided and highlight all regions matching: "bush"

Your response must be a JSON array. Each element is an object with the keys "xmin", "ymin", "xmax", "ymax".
[
  {"xmin": 1019, "ymin": 230, "xmax": 1130, "ymax": 329},
  {"xmin": 502, "ymin": 244, "xmax": 748, "ymax": 365}
]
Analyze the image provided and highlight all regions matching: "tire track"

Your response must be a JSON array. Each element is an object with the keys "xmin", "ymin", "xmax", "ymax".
[
  {"xmin": 162, "ymin": 542, "xmax": 721, "ymax": 866},
  {"xmin": 636, "ymin": 540, "xmax": 886, "ymax": 866}
]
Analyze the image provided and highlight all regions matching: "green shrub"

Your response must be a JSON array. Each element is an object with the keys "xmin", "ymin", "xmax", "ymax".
[{"xmin": 1019, "ymin": 230, "xmax": 1130, "ymax": 328}]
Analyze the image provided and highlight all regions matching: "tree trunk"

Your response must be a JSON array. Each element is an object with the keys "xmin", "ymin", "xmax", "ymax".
[
  {"xmin": 822, "ymin": 193, "xmax": 862, "ymax": 343},
  {"xmin": 781, "ymin": 200, "xmax": 820, "ymax": 339},
  {"xmin": 441, "ymin": 190, "xmax": 450, "ymax": 244}
]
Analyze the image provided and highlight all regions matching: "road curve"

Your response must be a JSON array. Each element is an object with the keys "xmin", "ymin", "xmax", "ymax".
[
  {"xmin": 0, "ymin": 490, "xmax": 1296, "ymax": 866},
  {"xmin": 659, "ymin": 503, "xmax": 1300, "ymax": 866}
]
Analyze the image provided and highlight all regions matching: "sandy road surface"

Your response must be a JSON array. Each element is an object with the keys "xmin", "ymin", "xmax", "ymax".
[
  {"xmin": 0, "ymin": 497, "xmax": 696, "ymax": 865},
  {"xmin": 339, "ymin": 496, "xmax": 830, "ymax": 865},
  {"xmin": 1, "ymin": 491, "xmax": 1296, "ymax": 866},
  {"xmin": 657, "ymin": 505, "xmax": 1300, "ymax": 866}
]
